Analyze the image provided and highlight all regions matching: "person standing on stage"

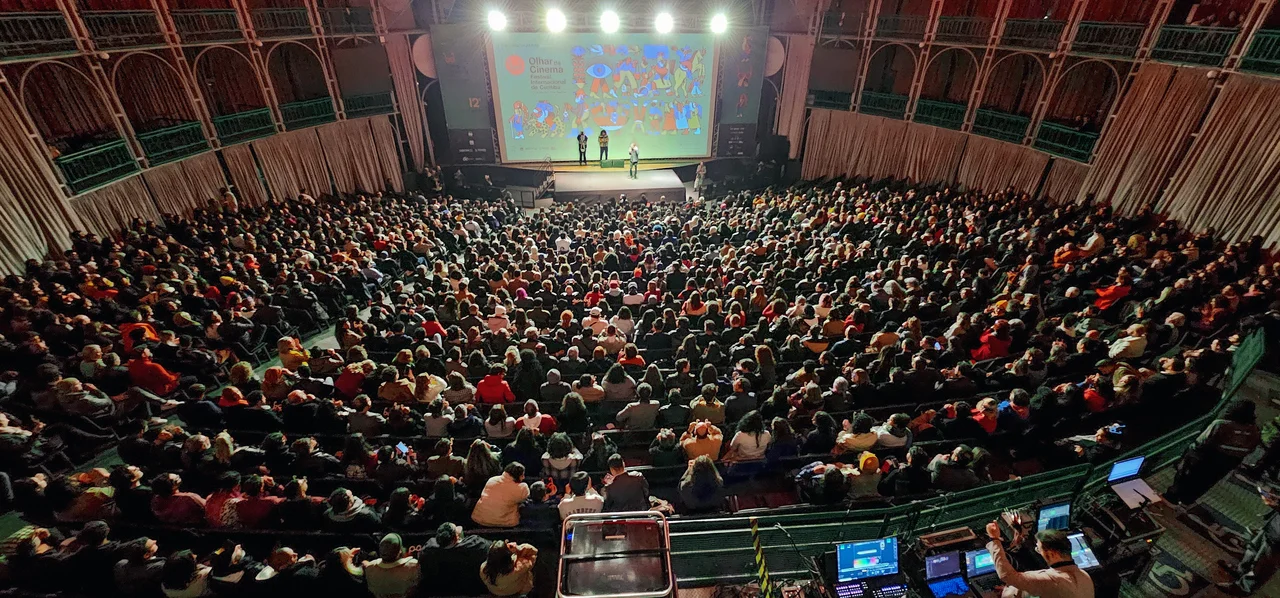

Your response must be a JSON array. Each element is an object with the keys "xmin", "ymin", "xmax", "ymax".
[
  {"xmin": 628, "ymin": 143, "xmax": 639, "ymax": 179},
  {"xmin": 577, "ymin": 131, "xmax": 589, "ymax": 165},
  {"xmin": 598, "ymin": 130, "xmax": 609, "ymax": 162},
  {"xmin": 694, "ymin": 162, "xmax": 706, "ymax": 193}
]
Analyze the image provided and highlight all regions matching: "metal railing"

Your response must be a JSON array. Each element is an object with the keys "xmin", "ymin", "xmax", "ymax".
[
  {"xmin": 1072, "ymin": 21, "xmax": 1146, "ymax": 58},
  {"xmin": 858, "ymin": 90, "xmax": 908, "ymax": 119},
  {"xmin": 342, "ymin": 92, "xmax": 396, "ymax": 118},
  {"xmin": 874, "ymin": 13, "xmax": 928, "ymax": 40},
  {"xmin": 1241, "ymin": 29, "xmax": 1280, "ymax": 76},
  {"xmin": 212, "ymin": 107, "xmax": 276, "ymax": 145},
  {"xmin": 1000, "ymin": 18, "xmax": 1065, "ymax": 51},
  {"xmin": 280, "ymin": 97, "xmax": 336, "ymax": 130},
  {"xmin": 913, "ymin": 98, "xmax": 966, "ymax": 130},
  {"xmin": 1033, "ymin": 121, "xmax": 1099, "ymax": 162},
  {"xmin": 972, "ymin": 108, "xmax": 1030, "ymax": 143},
  {"xmin": 1150, "ymin": 25, "xmax": 1238, "ymax": 67},
  {"xmin": 321, "ymin": 7, "xmax": 375, "ymax": 35},
  {"xmin": 136, "ymin": 121, "xmax": 209, "ymax": 166},
  {"xmin": 251, "ymin": 8, "xmax": 312, "ymax": 39},
  {"xmin": 0, "ymin": 12, "xmax": 78, "ymax": 61},
  {"xmin": 809, "ymin": 90, "xmax": 852, "ymax": 110},
  {"xmin": 54, "ymin": 139, "xmax": 140, "ymax": 195},
  {"xmin": 935, "ymin": 16, "xmax": 990, "ymax": 45},
  {"xmin": 172, "ymin": 9, "xmax": 243, "ymax": 43},
  {"xmin": 82, "ymin": 10, "xmax": 165, "ymax": 50}
]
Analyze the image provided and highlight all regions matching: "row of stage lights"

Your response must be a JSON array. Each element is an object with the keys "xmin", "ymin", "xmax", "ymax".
[{"xmin": 486, "ymin": 9, "xmax": 729, "ymax": 34}]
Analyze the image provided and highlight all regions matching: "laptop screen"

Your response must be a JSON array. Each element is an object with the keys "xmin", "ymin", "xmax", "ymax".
[
  {"xmin": 1068, "ymin": 533, "xmax": 1102, "ymax": 570},
  {"xmin": 1108, "ymin": 456, "xmax": 1145, "ymax": 482},
  {"xmin": 1037, "ymin": 501, "xmax": 1071, "ymax": 531},
  {"xmin": 925, "ymin": 551, "xmax": 962, "ymax": 580},
  {"xmin": 964, "ymin": 548, "xmax": 996, "ymax": 577},
  {"xmin": 835, "ymin": 538, "xmax": 899, "ymax": 582}
]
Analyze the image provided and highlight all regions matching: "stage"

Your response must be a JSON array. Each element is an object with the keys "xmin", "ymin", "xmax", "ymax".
[{"xmin": 553, "ymin": 168, "xmax": 687, "ymax": 203}]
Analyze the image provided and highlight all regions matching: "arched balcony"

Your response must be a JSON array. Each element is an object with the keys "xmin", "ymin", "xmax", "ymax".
[
  {"xmin": 973, "ymin": 52, "xmax": 1044, "ymax": 143},
  {"xmin": 860, "ymin": 43, "xmax": 915, "ymax": 119},
  {"xmin": 913, "ymin": 47, "xmax": 977, "ymax": 130},
  {"xmin": 332, "ymin": 37, "xmax": 395, "ymax": 118},
  {"xmin": 267, "ymin": 40, "xmax": 335, "ymax": 129},
  {"xmin": 1033, "ymin": 59, "xmax": 1123, "ymax": 162},
  {"xmin": 112, "ymin": 51, "xmax": 210, "ymax": 165},
  {"xmin": 193, "ymin": 44, "xmax": 275, "ymax": 144}
]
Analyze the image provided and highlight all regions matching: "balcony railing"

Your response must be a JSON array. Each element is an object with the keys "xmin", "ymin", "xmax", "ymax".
[
  {"xmin": 1001, "ymin": 18, "xmax": 1065, "ymax": 51},
  {"xmin": 1240, "ymin": 29, "xmax": 1280, "ymax": 75},
  {"xmin": 172, "ymin": 9, "xmax": 243, "ymax": 43},
  {"xmin": 136, "ymin": 121, "xmax": 209, "ymax": 166},
  {"xmin": 280, "ymin": 98, "xmax": 336, "ymax": 130},
  {"xmin": 343, "ymin": 91, "xmax": 396, "ymax": 118},
  {"xmin": 809, "ymin": 90, "xmax": 853, "ymax": 110},
  {"xmin": 913, "ymin": 99, "xmax": 966, "ymax": 130},
  {"xmin": 859, "ymin": 90, "xmax": 909, "ymax": 119},
  {"xmin": 213, "ymin": 107, "xmax": 276, "ymax": 145},
  {"xmin": 875, "ymin": 14, "xmax": 927, "ymax": 41},
  {"xmin": 54, "ymin": 139, "xmax": 140, "ymax": 195},
  {"xmin": 1033, "ymin": 122, "xmax": 1098, "ymax": 162},
  {"xmin": 1150, "ymin": 25, "xmax": 1238, "ymax": 67},
  {"xmin": 1072, "ymin": 21, "xmax": 1146, "ymax": 58},
  {"xmin": 322, "ymin": 7, "xmax": 375, "ymax": 35},
  {"xmin": 820, "ymin": 11, "xmax": 865, "ymax": 37},
  {"xmin": 82, "ymin": 10, "xmax": 165, "ymax": 50},
  {"xmin": 0, "ymin": 13, "xmax": 78, "ymax": 61},
  {"xmin": 972, "ymin": 108, "xmax": 1030, "ymax": 143},
  {"xmin": 251, "ymin": 8, "xmax": 312, "ymax": 39},
  {"xmin": 935, "ymin": 16, "xmax": 990, "ymax": 45}
]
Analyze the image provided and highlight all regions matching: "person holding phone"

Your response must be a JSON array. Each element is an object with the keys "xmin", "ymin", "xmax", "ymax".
[{"xmin": 1217, "ymin": 481, "xmax": 1280, "ymax": 596}]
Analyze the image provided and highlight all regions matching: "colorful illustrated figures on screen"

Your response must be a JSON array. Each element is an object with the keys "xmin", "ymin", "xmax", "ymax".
[{"xmin": 508, "ymin": 43, "xmax": 708, "ymax": 141}]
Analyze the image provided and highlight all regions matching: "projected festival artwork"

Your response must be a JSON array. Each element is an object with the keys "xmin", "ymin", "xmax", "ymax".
[{"xmin": 490, "ymin": 32, "xmax": 717, "ymax": 162}]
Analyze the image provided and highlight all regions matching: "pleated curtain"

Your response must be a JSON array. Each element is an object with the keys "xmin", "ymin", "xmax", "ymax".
[
  {"xmin": 222, "ymin": 144, "xmax": 268, "ymax": 207},
  {"xmin": 800, "ymin": 109, "xmax": 966, "ymax": 185},
  {"xmin": 956, "ymin": 135, "xmax": 1049, "ymax": 195},
  {"xmin": 1158, "ymin": 75, "xmax": 1280, "ymax": 247},
  {"xmin": 251, "ymin": 129, "xmax": 333, "ymax": 200},
  {"xmin": 1076, "ymin": 63, "xmax": 1216, "ymax": 214},
  {"xmin": 901, "ymin": 122, "xmax": 968, "ymax": 184},
  {"xmin": 70, "ymin": 176, "xmax": 161, "ymax": 239},
  {"xmin": 777, "ymin": 34, "xmax": 815, "ymax": 160},
  {"xmin": 0, "ymin": 81, "xmax": 84, "ymax": 273},
  {"xmin": 370, "ymin": 115, "xmax": 405, "ymax": 192},
  {"xmin": 1040, "ymin": 159, "xmax": 1090, "ymax": 205},
  {"xmin": 386, "ymin": 34, "xmax": 427, "ymax": 171},
  {"xmin": 317, "ymin": 119, "xmax": 383, "ymax": 194}
]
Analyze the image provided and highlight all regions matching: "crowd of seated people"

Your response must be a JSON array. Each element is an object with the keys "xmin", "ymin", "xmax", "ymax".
[{"xmin": 0, "ymin": 175, "xmax": 1276, "ymax": 597}]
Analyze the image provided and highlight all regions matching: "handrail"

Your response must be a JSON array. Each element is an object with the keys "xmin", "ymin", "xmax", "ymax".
[
  {"xmin": 1150, "ymin": 24, "xmax": 1239, "ymax": 67},
  {"xmin": 1033, "ymin": 121, "xmax": 1099, "ymax": 163},
  {"xmin": 136, "ymin": 121, "xmax": 210, "ymax": 166},
  {"xmin": 972, "ymin": 108, "xmax": 1030, "ymax": 143},
  {"xmin": 53, "ymin": 139, "xmax": 140, "ymax": 195},
  {"xmin": 0, "ymin": 12, "xmax": 77, "ymax": 60},
  {"xmin": 342, "ymin": 91, "xmax": 395, "ymax": 118},
  {"xmin": 913, "ymin": 98, "xmax": 966, "ymax": 130},
  {"xmin": 935, "ymin": 16, "xmax": 990, "ymax": 45},
  {"xmin": 280, "ymin": 97, "xmax": 337, "ymax": 130},
  {"xmin": 859, "ymin": 90, "xmax": 908, "ymax": 119},
  {"xmin": 1072, "ymin": 21, "xmax": 1146, "ymax": 58},
  {"xmin": 212, "ymin": 107, "xmax": 276, "ymax": 145},
  {"xmin": 1241, "ymin": 29, "xmax": 1280, "ymax": 75}
]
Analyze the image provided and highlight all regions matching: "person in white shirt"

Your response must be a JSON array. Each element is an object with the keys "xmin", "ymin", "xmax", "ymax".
[
  {"xmin": 365, "ymin": 533, "xmax": 420, "ymax": 598},
  {"xmin": 873, "ymin": 413, "xmax": 913, "ymax": 450},
  {"xmin": 472, "ymin": 463, "xmax": 530, "ymax": 528},
  {"xmin": 558, "ymin": 472, "xmax": 605, "ymax": 520},
  {"xmin": 622, "ymin": 283, "xmax": 645, "ymax": 306},
  {"xmin": 1107, "ymin": 324, "xmax": 1148, "ymax": 360},
  {"xmin": 582, "ymin": 307, "xmax": 608, "ymax": 334},
  {"xmin": 984, "ymin": 522, "xmax": 1094, "ymax": 598},
  {"xmin": 555, "ymin": 235, "xmax": 572, "ymax": 253},
  {"xmin": 726, "ymin": 411, "xmax": 771, "ymax": 461}
]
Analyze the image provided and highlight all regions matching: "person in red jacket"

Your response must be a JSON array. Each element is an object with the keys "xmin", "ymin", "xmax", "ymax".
[
  {"xmin": 514, "ymin": 399, "xmax": 558, "ymax": 435},
  {"xmin": 970, "ymin": 320, "xmax": 1013, "ymax": 361},
  {"xmin": 1093, "ymin": 270, "xmax": 1133, "ymax": 312},
  {"xmin": 477, "ymin": 364, "xmax": 517, "ymax": 404},
  {"xmin": 127, "ymin": 348, "xmax": 185, "ymax": 396}
]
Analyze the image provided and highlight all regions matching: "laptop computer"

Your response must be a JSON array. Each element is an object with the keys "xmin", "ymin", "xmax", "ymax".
[
  {"xmin": 1036, "ymin": 500, "xmax": 1072, "ymax": 532},
  {"xmin": 1067, "ymin": 532, "xmax": 1102, "ymax": 570},
  {"xmin": 963, "ymin": 547, "xmax": 1001, "ymax": 598},
  {"xmin": 924, "ymin": 551, "xmax": 973, "ymax": 598},
  {"xmin": 1107, "ymin": 455, "xmax": 1162, "ymax": 508},
  {"xmin": 830, "ymin": 538, "xmax": 907, "ymax": 598}
]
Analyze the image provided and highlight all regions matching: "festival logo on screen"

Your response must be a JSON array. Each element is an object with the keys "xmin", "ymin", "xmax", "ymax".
[{"xmin": 504, "ymin": 43, "xmax": 708, "ymax": 142}]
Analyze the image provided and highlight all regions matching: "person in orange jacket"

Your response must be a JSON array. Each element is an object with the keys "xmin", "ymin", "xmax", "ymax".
[
  {"xmin": 127, "ymin": 347, "xmax": 185, "ymax": 396},
  {"xmin": 477, "ymin": 364, "xmax": 517, "ymax": 404}
]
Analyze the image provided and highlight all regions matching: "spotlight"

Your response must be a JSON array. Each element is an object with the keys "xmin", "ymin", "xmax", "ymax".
[
  {"xmin": 487, "ymin": 9, "xmax": 507, "ymax": 30},
  {"xmin": 710, "ymin": 13, "xmax": 727, "ymax": 33},
  {"xmin": 655, "ymin": 12, "xmax": 674, "ymax": 33},
  {"xmin": 601, "ymin": 10, "xmax": 620, "ymax": 33},
  {"xmin": 547, "ymin": 8, "xmax": 566, "ymax": 32}
]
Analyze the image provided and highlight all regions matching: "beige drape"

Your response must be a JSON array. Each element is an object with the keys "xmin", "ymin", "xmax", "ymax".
[
  {"xmin": 956, "ymin": 135, "xmax": 1049, "ymax": 194},
  {"xmin": 777, "ymin": 34, "xmax": 815, "ymax": 160},
  {"xmin": 901, "ymin": 122, "xmax": 969, "ymax": 184},
  {"xmin": 1041, "ymin": 159, "xmax": 1090, "ymax": 205},
  {"xmin": 0, "ymin": 79, "xmax": 84, "ymax": 273},
  {"xmin": 386, "ymin": 34, "xmax": 427, "ymax": 170},
  {"xmin": 144, "ymin": 152, "xmax": 227, "ymax": 216},
  {"xmin": 70, "ymin": 175, "xmax": 161, "ymax": 239},
  {"xmin": 1159, "ymin": 75, "xmax": 1280, "ymax": 247},
  {"xmin": 221, "ymin": 144, "xmax": 267, "ymax": 206},
  {"xmin": 317, "ymin": 119, "xmax": 382, "ymax": 194},
  {"xmin": 370, "ymin": 115, "xmax": 405, "ymax": 192},
  {"xmin": 181, "ymin": 152, "xmax": 230, "ymax": 204},
  {"xmin": 1077, "ymin": 64, "xmax": 1215, "ymax": 214},
  {"xmin": 801, "ymin": 109, "xmax": 966, "ymax": 185},
  {"xmin": 251, "ymin": 129, "xmax": 333, "ymax": 200}
]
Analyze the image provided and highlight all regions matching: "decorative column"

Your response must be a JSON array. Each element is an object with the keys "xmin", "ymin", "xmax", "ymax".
[
  {"xmin": 1026, "ymin": 0, "xmax": 1091, "ymax": 144},
  {"xmin": 960, "ymin": 0, "xmax": 1014, "ymax": 132},
  {"xmin": 904, "ymin": 0, "xmax": 947, "ymax": 121},
  {"xmin": 850, "ymin": 0, "xmax": 884, "ymax": 111}
]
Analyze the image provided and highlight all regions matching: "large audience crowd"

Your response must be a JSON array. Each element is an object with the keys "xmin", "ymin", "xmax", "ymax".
[{"xmin": 0, "ymin": 174, "xmax": 1276, "ymax": 598}]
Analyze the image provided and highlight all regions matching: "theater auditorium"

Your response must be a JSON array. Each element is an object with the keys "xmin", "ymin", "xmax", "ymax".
[{"xmin": 0, "ymin": 0, "xmax": 1278, "ymax": 597}]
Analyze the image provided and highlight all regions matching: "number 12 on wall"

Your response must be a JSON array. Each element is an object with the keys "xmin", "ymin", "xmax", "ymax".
[{"xmin": 469, "ymin": 97, "xmax": 481, "ymax": 108}]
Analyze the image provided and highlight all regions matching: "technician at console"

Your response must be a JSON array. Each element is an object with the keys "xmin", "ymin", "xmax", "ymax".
[{"xmin": 984, "ymin": 521, "xmax": 1094, "ymax": 598}]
